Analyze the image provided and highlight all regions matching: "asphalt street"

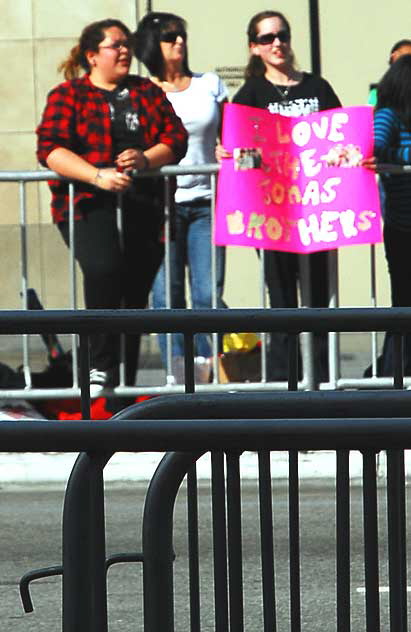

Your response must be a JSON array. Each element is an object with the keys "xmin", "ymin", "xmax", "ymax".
[{"xmin": 0, "ymin": 479, "xmax": 403, "ymax": 632}]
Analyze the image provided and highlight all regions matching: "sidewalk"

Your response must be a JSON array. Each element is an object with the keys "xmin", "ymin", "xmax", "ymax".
[{"xmin": 0, "ymin": 448, "xmax": 406, "ymax": 486}]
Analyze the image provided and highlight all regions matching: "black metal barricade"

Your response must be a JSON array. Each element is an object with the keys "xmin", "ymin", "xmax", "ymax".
[
  {"xmin": 1, "ymin": 308, "xmax": 411, "ymax": 631},
  {"xmin": 6, "ymin": 392, "xmax": 411, "ymax": 632}
]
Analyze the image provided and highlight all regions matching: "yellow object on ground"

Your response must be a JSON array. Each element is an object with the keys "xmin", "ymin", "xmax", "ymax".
[{"xmin": 222, "ymin": 332, "xmax": 259, "ymax": 353}]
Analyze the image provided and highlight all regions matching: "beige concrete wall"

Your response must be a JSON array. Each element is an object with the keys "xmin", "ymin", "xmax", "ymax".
[{"xmin": 0, "ymin": 0, "xmax": 409, "ymax": 310}]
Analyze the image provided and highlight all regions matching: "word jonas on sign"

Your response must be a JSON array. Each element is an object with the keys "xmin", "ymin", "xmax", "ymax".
[{"xmin": 214, "ymin": 104, "xmax": 381, "ymax": 253}]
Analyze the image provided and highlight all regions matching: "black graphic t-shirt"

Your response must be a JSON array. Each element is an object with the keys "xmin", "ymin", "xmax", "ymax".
[
  {"xmin": 233, "ymin": 72, "xmax": 341, "ymax": 116},
  {"xmin": 100, "ymin": 85, "xmax": 144, "ymax": 156},
  {"xmin": 99, "ymin": 85, "xmax": 163, "ymax": 212}
]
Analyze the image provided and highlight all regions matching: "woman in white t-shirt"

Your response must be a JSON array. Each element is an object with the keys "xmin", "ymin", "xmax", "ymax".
[{"xmin": 134, "ymin": 12, "xmax": 228, "ymax": 383}]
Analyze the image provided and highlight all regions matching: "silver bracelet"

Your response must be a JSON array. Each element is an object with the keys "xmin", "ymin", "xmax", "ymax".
[{"xmin": 93, "ymin": 169, "xmax": 103, "ymax": 187}]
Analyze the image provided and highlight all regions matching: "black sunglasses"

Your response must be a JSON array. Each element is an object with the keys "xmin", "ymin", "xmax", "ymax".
[
  {"xmin": 255, "ymin": 30, "xmax": 290, "ymax": 46},
  {"xmin": 160, "ymin": 30, "xmax": 187, "ymax": 43}
]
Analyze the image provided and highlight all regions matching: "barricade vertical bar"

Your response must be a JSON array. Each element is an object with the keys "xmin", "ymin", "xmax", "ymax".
[
  {"xmin": 68, "ymin": 183, "xmax": 79, "ymax": 388},
  {"xmin": 287, "ymin": 304, "xmax": 301, "ymax": 632},
  {"xmin": 369, "ymin": 245, "xmax": 379, "ymax": 377},
  {"xmin": 393, "ymin": 333, "xmax": 404, "ymax": 389},
  {"xmin": 184, "ymin": 333, "xmax": 195, "ymax": 393},
  {"xmin": 187, "ymin": 463, "xmax": 201, "ymax": 632},
  {"xmin": 163, "ymin": 176, "xmax": 174, "ymax": 385},
  {"xmin": 18, "ymin": 180, "xmax": 31, "ymax": 387},
  {"xmin": 116, "ymin": 194, "xmax": 126, "ymax": 386},
  {"xmin": 211, "ymin": 451, "xmax": 229, "ymax": 631},
  {"xmin": 63, "ymin": 458, "xmax": 91, "ymax": 632},
  {"xmin": 386, "ymin": 449, "xmax": 407, "ymax": 632},
  {"xmin": 288, "ymin": 333, "xmax": 299, "ymax": 391},
  {"xmin": 87, "ymin": 453, "xmax": 108, "ymax": 632},
  {"xmin": 63, "ymin": 453, "xmax": 108, "ymax": 632},
  {"xmin": 259, "ymin": 250, "xmax": 268, "ymax": 382},
  {"xmin": 289, "ymin": 325, "xmax": 300, "ymax": 632},
  {"xmin": 362, "ymin": 451, "xmax": 380, "ymax": 632},
  {"xmin": 210, "ymin": 173, "xmax": 219, "ymax": 384},
  {"xmin": 328, "ymin": 250, "xmax": 340, "ymax": 388},
  {"xmin": 299, "ymin": 255, "xmax": 315, "ymax": 390},
  {"xmin": 289, "ymin": 450, "xmax": 301, "ymax": 632},
  {"xmin": 210, "ymin": 173, "xmax": 217, "ymax": 312},
  {"xmin": 336, "ymin": 450, "xmax": 350, "ymax": 631},
  {"xmin": 79, "ymin": 333, "xmax": 91, "ymax": 420},
  {"xmin": 258, "ymin": 451, "xmax": 277, "ymax": 632},
  {"xmin": 184, "ymin": 333, "xmax": 200, "ymax": 629},
  {"xmin": 226, "ymin": 451, "xmax": 244, "ymax": 632}
]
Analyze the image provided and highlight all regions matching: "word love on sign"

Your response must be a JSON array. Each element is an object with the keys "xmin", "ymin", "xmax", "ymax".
[{"xmin": 214, "ymin": 104, "xmax": 381, "ymax": 253}]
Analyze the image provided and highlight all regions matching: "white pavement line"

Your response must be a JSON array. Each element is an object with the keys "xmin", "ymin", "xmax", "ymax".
[{"xmin": 356, "ymin": 586, "xmax": 411, "ymax": 594}]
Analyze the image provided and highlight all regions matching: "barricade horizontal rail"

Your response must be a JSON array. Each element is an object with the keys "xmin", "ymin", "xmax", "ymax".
[
  {"xmin": 0, "ymin": 161, "xmax": 401, "ymax": 181},
  {"xmin": 2, "ymin": 305, "xmax": 411, "ymax": 333},
  {"xmin": 1, "ymin": 416, "xmax": 411, "ymax": 451},
  {"xmin": 0, "ymin": 165, "xmax": 219, "ymax": 182}
]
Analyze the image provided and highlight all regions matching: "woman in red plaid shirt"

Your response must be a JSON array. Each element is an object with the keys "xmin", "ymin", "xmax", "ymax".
[{"xmin": 37, "ymin": 18, "xmax": 187, "ymax": 401}]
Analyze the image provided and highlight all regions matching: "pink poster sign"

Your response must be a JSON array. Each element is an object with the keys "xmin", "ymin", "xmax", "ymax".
[{"xmin": 214, "ymin": 104, "xmax": 382, "ymax": 253}]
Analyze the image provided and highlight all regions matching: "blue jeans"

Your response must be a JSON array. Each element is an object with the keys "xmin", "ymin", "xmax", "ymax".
[{"xmin": 152, "ymin": 201, "xmax": 226, "ymax": 360}]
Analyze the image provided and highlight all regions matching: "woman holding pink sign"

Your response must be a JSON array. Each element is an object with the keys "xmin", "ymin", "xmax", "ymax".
[{"xmin": 219, "ymin": 9, "xmax": 341, "ymax": 385}]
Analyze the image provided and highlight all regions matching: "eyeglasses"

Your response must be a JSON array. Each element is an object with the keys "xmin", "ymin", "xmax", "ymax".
[
  {"xmin": 160, "ymin": 30, "xmax": 187, "ymax": 43},
  {"xmin": 99, "ymin": 39, "xmax": 132, "ymax": 51},
  {"xmin": 255, "ymin": 30, "xmax": 290, "ymax": 46}
]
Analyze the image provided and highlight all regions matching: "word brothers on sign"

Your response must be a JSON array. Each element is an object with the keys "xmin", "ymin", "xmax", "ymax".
[
  {"xmin": 214, "ymin": 105, "xmax": 381, "ymax": 254},
  {"xmin": 229, "ymin": 208, "xmax": 378, "ymax": 247}
]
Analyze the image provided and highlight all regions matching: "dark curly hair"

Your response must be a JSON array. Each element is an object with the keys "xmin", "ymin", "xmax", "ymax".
[{"xmin": 58, "ymin": 18, "xmax": 130, "ymax": 80}]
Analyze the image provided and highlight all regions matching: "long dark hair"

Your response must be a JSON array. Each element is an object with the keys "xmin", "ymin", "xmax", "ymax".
[
  {"xmin": 377, "ymin": 54, "xmax": 411, "ymax": 130},
  {"xmin": 389, "ymin": 39, "xmax": 411, "ymax": 64},
  {"xmin": 58, "ymin": 19, "xmax": 130, "ymax": 80},
  {"xmin": 245, "ymin": 10, "xmax": 292, "ymax": 79},
  {"xmin": 133, "ymin": 11, "xmax": 192, "ymax": 80}
]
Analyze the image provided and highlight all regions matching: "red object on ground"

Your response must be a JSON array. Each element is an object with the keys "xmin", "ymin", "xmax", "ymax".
[{"xmin": 39, "ymin": 395, "xmax": 155, "ymax": 420}]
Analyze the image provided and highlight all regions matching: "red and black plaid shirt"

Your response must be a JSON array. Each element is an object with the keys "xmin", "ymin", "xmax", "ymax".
[{"xmin": 36, "ymin": 74, "xmax": 187, "ymax": 222}]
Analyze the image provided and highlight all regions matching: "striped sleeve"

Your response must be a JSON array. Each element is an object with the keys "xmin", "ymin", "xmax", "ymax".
[{"xmin": 374, "ymin": 107, "xmax": 411, "ymax": 164}]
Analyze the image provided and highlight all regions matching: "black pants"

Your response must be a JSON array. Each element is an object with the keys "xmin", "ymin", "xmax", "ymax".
[
  {"xmin": 58, "ymin": 202, "xmax": 163, "ymax": 385},
  {"xmin": 263, "ymin": 249, "xmax": 329, "ymax": 383},
  {"xmin": 379, "ymin": 222, "xmax": 411, "ymax": 376}
]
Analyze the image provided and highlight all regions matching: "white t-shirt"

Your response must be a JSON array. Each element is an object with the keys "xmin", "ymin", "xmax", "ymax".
[{"xmin": 165, "ymin": 72, "xmax": 228, "ymax": 203}]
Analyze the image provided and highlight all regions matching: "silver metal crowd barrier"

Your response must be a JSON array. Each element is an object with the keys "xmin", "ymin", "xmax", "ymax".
[{"xmin": 0, "ymin": 166, "xmax": 400, "ymax": 399}]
